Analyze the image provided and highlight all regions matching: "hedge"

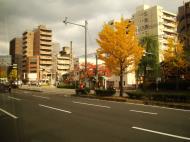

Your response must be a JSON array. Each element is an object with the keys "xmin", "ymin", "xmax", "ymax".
[
  {"xmin": 95, "ymin": 89, "xmax": 116, "ymax": 96},
  {"xmin": 57, "ymin": 84, "xmax": 75, "ymax": 89},
  {"xmin": 126, "ymin": 91, "xmax": 190, "ymax": 103}
]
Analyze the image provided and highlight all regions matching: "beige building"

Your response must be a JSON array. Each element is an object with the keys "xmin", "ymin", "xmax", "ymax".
[
  {"xmin": 57, "ymin": 47, "xmax": 72, "ymax": 79},
  {"xmin": 133, "ymin": 5, "xmax": 177, "ymax": 61}
]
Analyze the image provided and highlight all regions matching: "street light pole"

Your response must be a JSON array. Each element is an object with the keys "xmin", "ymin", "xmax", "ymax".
[
  {"xmin": 84, "ymin": 20, "xmax": 87, "ymax": 75},
  {"xmin": 63, "ymin": 17, "xmax": 88, "ymax": 84}
]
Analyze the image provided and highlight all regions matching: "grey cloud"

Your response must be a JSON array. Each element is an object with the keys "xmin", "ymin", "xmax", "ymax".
[{"xmin": 0, "ymin": 0, "xmax": 183, "ymax": 56}]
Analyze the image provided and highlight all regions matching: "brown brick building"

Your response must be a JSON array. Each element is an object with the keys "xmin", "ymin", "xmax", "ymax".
[
  {"xmin": 9, "ymin": 37, "xmax": 23, "ymax": 80},
  {"xmin": 177, "ymin": 1, "xmax": 190, "ymax": 60},
  {"xmin": 21, "ymin": 25, "xmax": 53, "ymax": 82}
]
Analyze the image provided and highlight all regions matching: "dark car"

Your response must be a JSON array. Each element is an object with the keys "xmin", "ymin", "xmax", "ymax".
[{"xmin": 0, "ymin": 83, "xmax": 11, "ymax": 93}]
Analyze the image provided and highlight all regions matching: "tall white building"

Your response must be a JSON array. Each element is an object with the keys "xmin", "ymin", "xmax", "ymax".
[{"xmin": 133, "ymin": 5, "xmax": 177, "ymax": 61}]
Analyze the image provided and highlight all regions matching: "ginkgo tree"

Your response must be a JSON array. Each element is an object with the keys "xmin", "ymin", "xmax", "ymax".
[
  {"xmin": 97, "ymin": 17, "xmax": 144, "ymax": 96},
  {"xmin": 162, "ymin": 37, "xmax": 188, "ymax": 89}
]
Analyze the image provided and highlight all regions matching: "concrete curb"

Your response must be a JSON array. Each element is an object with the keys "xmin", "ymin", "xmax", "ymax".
[
  {"xmin": 73, "ymin": 94, "xmax": 190, "ymax": 110},
  {"xmin": 17, "ymin": 88, "xmax": 42, "ymax": 92}
]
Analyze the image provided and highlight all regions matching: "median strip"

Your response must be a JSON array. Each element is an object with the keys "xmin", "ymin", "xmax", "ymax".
[
  {"xmin": 8, "ymin": 96, "xmax": 22, "ymax": 101},
  {"xmin": 130, "ymin": 110, "xmax": 157, "ymax": 115},
  {"xmin": 39, "ymin": 104, "xmax": 72, "ymax": 114},
  {"xmin": 126, "ymin": 102, "xmax": 190, "ymax": 112},
  {"xmin": 72, "ymin": 101, "xmax": 111, "ymax": 108},
  {"xmin": 132, "ymin": 126, "xmax": 190, "ymax": 141},
  {"xmin": 0, "ymin": 108, "xmax": 18, "ymax": 119},
  {"xmin": 32, "ymin": 95, "xmax": 50, "ymax": 100}
]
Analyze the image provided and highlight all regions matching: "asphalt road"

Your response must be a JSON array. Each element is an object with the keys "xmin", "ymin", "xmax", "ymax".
[{"xmin": 0, "ymin": 89, "xmax": 190, "ymax": 142}]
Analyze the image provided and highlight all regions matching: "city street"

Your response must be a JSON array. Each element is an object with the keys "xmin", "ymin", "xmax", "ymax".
[{"xmin": 0, "ymin": 89, "xmax": 190, "ymax": 142}]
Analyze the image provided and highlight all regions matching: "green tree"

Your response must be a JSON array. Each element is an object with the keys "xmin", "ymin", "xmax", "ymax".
[
  {"xmin": 8, "ymin": 68, "xmax": 17, "ymax": 82},
  {"xmin": 137, "ymin": 36, "xmax": 159, "ymax": 90},
  {"xmin": 97, "ymin": 17, "xmax": 144, "ymax": 96}
]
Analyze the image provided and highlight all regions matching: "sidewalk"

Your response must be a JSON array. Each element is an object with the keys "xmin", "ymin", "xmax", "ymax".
[{"xmin": 18, "ymin": 85, "xmax": 75, "ymax": 95}]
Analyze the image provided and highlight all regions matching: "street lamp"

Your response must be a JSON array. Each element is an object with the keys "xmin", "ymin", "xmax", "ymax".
[{"xmin": 63, "ymin": 17, "xmax": 88, "ymax": 84}]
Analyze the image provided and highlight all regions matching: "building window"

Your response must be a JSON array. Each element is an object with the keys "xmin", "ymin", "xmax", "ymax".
[
  {"xmin": 144, "ymin": 18, "xmax": 148, "ymax": 22},
  {"xmin": 144, "ymin": 12, "xmax": 147, "ymax": 16}
]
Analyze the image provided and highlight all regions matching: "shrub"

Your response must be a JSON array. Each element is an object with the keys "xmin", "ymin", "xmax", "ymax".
[
  {"xmin": 75, "ymin": 87, "xmax": 90, "ymax": 95},
  {"xmin": 126, "ymin": 91, "xmax": 144, "ymax": 99},
  {"xmin": 57, "ymin": 84, "xmax": 75, "ymax": 89},
  {"xmin": 151, "ymin": 93, "xmax": 190, "ymax": 102},
  {"xmin": 95, "ymin": 88, "xmax": 116, "ymax": 96}
]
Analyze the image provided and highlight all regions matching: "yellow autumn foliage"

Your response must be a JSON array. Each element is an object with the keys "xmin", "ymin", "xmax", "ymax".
[
  {"xmin": 163, "ymin": 37, "xmax": 188, "ymax": 76},
  {"xmin": 97, "ymin": 17, "xmax": 144, "ymax": 75}
]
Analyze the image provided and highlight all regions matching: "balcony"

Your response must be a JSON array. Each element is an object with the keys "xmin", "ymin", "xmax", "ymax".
[
  {"xmin": 57, "ymin": 60, "xmax": 70, "ymax": 65},
  {"xmin": 40, "ymin": 56, "xmax": 52, "ymax": 60},
  {"xmin": 163, "ymin": 22, "xmax": 175, "ymax": 28},
  {"xmin": 40, "ymin": 31, "xmax": 52, "ymax": 36},
  {"xmin": 57, "ymin": 65, "xmax": 70, "ymax": 70},
  {"xmin": 57, "ymin": 56, "xmax": 70, "ymax": 60},
  {"xmin": 23, "ymin": 40, "xmax": 27, "ymax": 44},
  {"xmin": 40, "ymin": 41, "xmax": 52, "ymax": 46},
  {"xmin": 163, "ymin": 16, "xmax": 175, "ymax": 22},
  {"xmin": 163, "ymin": 28, "xmax": 176, "ymax": 34},
  {"xmin": 23, "ymin": 50, "xmax": 27, "ymax": 54},
  {"xmin": 40, "ymin": 46, "xmax": 51, "ymax": 50},
  {"xmin": 40, "ymin": 61, "xmax": 52, "ymax": 65},
  {"xmin": 40, "ymin": 50, "xmax": 51, "ymax": 55},
  {"xmin": 40, "ymin": 36, "xmax": 52, "ymax": 41}
]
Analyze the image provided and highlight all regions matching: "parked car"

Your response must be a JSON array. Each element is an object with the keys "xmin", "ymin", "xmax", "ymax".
[{"xmin": 0, "ymin": 83, "xmax": 11, "ymax": 93}]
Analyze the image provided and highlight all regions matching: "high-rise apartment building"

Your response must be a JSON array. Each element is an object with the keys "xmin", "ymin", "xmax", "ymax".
[
  {"xmin": 22, "ymin": 31, "xmax": 34, "ymax": 80},
  {"xmin": 177, "ymin": 1, "xmax": 190, "ymax": 60},
  {"xmin": 133, "ymin": 5, "xmax": 177, "ymax": 61},
  {"xmin": 34, "ymin": 25, "xmax": 52, "ymax": 81},
  {"xmin": 9, "ymin": 37, "xmax": 22, "ymax": 79}
]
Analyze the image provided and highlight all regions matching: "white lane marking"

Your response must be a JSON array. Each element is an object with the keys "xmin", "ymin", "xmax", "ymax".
[
  {"xmin": 39, "ymin": 104, "xmax": 71, "ymax": 114},
  {"xmin": 32, "ymin": 95, "xmax": 50, "ymax": 100},
  {"xmin": 126, "ymin": 102, "xmax": 190, "ymax": 112},
  {"xmin": 0, "ymin": 108, "xmax": 18, "ymax": 119},
  {"xmin": 73, "ymin": 101, "xmax": 111, "ymax": 108},
  {"xmin": 132, "ymin": 126, "xmax": 190, "ymax": 141},
  {"xmin": 130, "ymin": 110, "xmax": 157, "ymax": 115},
  {"xmin": 8, "ymin": 96, "xmax": 22, "ymax": 101}
]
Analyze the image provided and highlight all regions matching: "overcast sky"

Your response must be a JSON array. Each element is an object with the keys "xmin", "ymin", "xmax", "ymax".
[{"xmin": 0, "ymin": 0, "xmax": 184, "ymax": 56}]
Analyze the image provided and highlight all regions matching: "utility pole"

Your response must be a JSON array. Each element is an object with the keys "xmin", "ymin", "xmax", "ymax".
[
  {"xmin": 95, "ymin": 54, "xmax": 98, "ymax": 87},
  {"xmin": 84, "ymin": 21, "xmax": 87, "ymax": 75},
  {"xmin": 63, "ymin": 18, "xmax": 88, "ymax": 84}
]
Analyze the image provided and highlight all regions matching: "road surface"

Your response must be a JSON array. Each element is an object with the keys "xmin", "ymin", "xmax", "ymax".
[{"xmin": 0, "ymin": 89, "xmax": 190, "ymax": 142}]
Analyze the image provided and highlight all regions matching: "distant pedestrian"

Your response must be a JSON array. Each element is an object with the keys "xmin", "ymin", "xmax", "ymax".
[{"xmin": 8, "ymin": 85, "xmax": 11, "ymax": 93}]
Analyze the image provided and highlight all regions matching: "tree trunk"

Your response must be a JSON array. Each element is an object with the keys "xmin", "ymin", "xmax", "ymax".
[
  {"xmin": 120, "ymin": 70, "xmax": 124, "ymax": 97},
  {"xmin": 176, "ymin": 68, "xmax": 179, "ymax": 90},
  {"xmin": 143, "ymin": 65, "xmax": 146, "ymax": 91}
]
